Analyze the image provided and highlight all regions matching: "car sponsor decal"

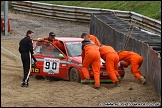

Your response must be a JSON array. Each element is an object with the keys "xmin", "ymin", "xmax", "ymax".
[
  {"xmin": 43, "ymin": 58, "xmax": 60, "ymax": 74},
  {"xmin": 102, "ymin": 72, "xmax": 108, "ymax": 76},
  {"xmin": 31, "ymin": 68, "xmax": 40, "ymax": 73}
]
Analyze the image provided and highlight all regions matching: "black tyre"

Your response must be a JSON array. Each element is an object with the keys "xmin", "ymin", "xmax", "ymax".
[
  {"xmin": 34, "ymin": 75, "xmax": 44, "ymax": 80},
  {"xmin": 69, "ymin": 68, "xmax": 81, "ymax": 82}
]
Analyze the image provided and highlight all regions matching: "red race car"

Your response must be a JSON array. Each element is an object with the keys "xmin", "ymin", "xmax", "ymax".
[{"xmin": 30, "ymin": 37, "xmax": 125, "ymax": 83}]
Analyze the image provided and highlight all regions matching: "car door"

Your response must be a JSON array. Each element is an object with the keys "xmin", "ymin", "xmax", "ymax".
[{"xmin": 34, "ymin": 42, "xmax": 68, "ymax": 79}]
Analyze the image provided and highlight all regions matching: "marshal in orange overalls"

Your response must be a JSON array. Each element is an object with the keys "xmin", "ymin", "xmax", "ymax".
[
  {"xmin": 81, "ymin": 33, "xmax": 101, "ymax": 47},
  {"xmin": 99, "ymin": 45, "xmax": 120, "ymax": 84},
  {"xmin": 82, "ymin": 40, "xmax": 101, "ymax": 87},
  {"xmin": 40, "ymin": 36, "xmax": 65, "ymax": 53},
  {"xmin": 118, "ymin": 50, "xmax": 146, "ymax": 84}
]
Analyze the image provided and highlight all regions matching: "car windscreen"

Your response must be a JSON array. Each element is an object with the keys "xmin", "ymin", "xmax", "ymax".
[{"xmin": 65, "ymin": 41, "xmax": 82, "ymax": 57}]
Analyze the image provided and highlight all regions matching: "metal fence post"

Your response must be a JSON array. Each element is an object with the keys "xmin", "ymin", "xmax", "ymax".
[{"xmin": 4, "ymin": 1, "xmax": 8, "ymax": 35}]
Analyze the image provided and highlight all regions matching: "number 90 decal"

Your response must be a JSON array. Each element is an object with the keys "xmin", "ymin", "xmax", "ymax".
[{"xmin": 43, "ymin": 58, "xmax": 60, "ymax": 74}]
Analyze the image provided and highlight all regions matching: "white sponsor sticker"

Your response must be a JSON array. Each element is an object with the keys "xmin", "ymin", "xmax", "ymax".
[
  {"xmin": 103, "ymin": 72, "xmax": 108, "ymax": 76},
  {"xmin": 43, "ymin": 58, "xmax": 60, "ymax": 74}
]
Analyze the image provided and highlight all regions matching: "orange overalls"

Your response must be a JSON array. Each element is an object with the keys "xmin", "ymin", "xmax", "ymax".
[
  {"xmin": 82, "ymin": 43, "xmax": 100, "ymax": 87},
  {"xmin": 52, "ymin": 39, "xmax": 65, "ymax": 51},
  {"xmin": 41, "ymin": 36, "xmax": 65, "ymax": 53},
  {"xmin": 88, "ymin": 35, "xmax": 101, "ymax": 47},
  {"xmin": 118, "ymin": 51, "xmax": 143, "ymax": 79},
  {"xmin": 99, "ymin": 45, "xmax": 119, "ymax": 83}
]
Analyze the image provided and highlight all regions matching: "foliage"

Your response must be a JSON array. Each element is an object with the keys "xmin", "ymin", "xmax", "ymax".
[{"xmin": 35, "ymin": 1, "xmax": 161, "ymax": 21}]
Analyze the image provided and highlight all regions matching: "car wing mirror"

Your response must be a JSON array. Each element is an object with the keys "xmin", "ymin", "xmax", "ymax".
[{"xmin": 59, "ymin": 54, "xmax": 65, "ymax": 58}]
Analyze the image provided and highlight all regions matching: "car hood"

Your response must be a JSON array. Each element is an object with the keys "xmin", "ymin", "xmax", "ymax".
[
  {"xmin": 71, "ymin": 57, "xmax": 106, "ymax": 68},
  {"xmin": 72, "ymin": 56, "xmax": 82, "ymax": 63}
]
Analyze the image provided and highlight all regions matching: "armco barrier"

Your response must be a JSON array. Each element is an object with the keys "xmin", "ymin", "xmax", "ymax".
[
  {"xmin": 11, "ymin": 1, "xmax": 161, "ymax": 36},
  {"xmin": 90, "ymin": 13, "xmax": 161, "ymax": 98}
]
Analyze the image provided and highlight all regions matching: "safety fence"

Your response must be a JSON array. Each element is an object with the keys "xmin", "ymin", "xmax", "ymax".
[
  {"xmin": 11, "ymin": 1, "xmax": 161, "ymax": 36},
  {"xmin": 90, "ymin": 13, "xmax": 161, "ymax": 98}
]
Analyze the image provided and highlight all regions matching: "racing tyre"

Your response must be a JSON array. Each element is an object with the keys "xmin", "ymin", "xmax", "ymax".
[
  {"xmin": 69, "ymin": 68, "xmax": 81, "ymax": 82},
  {"xmin": 34, "ymin": 75, "xmax": 44, "ymax": 80}
]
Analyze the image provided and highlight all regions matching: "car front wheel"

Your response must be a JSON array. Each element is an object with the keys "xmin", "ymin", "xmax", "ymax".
[{"xmin": 69, "ymin": 68, "xmax": 81, "ymax": 82}]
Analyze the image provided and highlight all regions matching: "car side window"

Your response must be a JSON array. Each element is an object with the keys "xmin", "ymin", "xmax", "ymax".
[
  {"xmin": 34, "ymin": 42, "xmax": 43, "ymax": 55},
  {"xmin": 42, "ymin": 43, "xmax": 62, "ymax": 58}
]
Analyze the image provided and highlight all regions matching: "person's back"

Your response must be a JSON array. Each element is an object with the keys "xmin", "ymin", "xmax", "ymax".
[
  {"xmin": 19, "ymin": 37, "xmax": 31, "ymax": 53},
  {"xmin": 99, "ymin": 45, "xmax": 116, "ymax": 60},
  {"xmin": 88, "ymin": 35, "xmax": 101, "ymax": 46},
  {"xmin": 118, "ymin": 51, "xmax": 140, "ymax": 64}
]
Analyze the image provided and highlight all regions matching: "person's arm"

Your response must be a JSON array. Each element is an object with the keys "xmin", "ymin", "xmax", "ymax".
[
  {"xmin": 81, "ymin": 50, "xmax": 85, "ymax": 63},
  {"xmin": 28, "ymin": 39, "xmax": 34, "ymax": 54},
  {"xmin": 28, "ymin": 39, "xmax": 37, "ymax": 62},
  {"xmin": 120, "ymin": 61, "xmax": 130, "ymax": 68},
  {"xmin": 95, "ymin": 37, "xmax": 101, "ymax": 46}
]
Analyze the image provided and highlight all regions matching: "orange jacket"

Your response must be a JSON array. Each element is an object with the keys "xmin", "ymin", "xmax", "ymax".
[
  {"xmin": 99, "ymin": 45, "xmax": 117, "ymax": 61},
  {"xmin": 41, "ymin": 36, "xmax": 64, "ymax": 51},
  {"xmin": 88, "ymin": 35, "xmax": 101, "ymax": 47},
  {"xmin": 52, "ymin": 39, "xmax": 64, "ymax": 51},
  {"xmin": 118, "ymin": 51, "xmax": 142, "ymax": 67}
]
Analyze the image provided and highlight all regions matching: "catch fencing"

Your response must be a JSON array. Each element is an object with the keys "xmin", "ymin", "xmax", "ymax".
[{"xmin": 90, "ymin": 13, "xmax": 161, "ymax": 98}]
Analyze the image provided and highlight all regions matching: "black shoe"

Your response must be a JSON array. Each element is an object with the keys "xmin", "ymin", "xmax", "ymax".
[
  {"xmin": 139, "ymin": 76, "xmax": 147, "ymax": 85},
  {"xmin": 115, "ymin": 81, "xmax": 120, "ymax": 87},
  {"xmin": 94, "ymin": 86, "xmax": 100, "ymax": 90},
  {"xmin": 21, "ymin": 82, "xmax": 28, "ymax": 87},
  {"xmin": 117, "ymin": 76, "xmax": 121, "ymax": 82},
  {"xmin": 29, "ymin": 74, "xmax": 34, "ymax": 78},
  {"xmin": 81, "ymin": 78, "xmax": 90, "ymax": 84}
]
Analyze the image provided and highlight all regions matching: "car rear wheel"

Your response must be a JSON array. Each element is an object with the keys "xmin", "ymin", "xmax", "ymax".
[{"xmin": 69, "ymin": 68, "xmax": 81, "ymax": 82}]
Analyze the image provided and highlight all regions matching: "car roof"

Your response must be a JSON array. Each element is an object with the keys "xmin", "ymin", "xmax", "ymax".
[{"xmin": 56, "ymin": 37, "xmax": 83, "ymax": 42}]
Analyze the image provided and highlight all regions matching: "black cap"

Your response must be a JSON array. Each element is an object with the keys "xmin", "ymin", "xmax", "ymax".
[
  {"xmin": 81, "ymin": 33, "xmax": 87, "ymax": 38},
  {"xmin": 82, "ymin": 40, "xmax": 91, "ymax": 43},
  {"xmin": 49, "ymin": 32, "xmax": 55, "ymax": 37}
]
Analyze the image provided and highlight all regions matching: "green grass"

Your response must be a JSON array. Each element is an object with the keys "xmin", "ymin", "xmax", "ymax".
[{"xmin": 35, "ymin": 1, "xmax": 161, "ymax": 21}]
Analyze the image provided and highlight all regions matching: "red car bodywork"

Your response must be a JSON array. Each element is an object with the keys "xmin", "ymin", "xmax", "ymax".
[{"xmin": 30, "ymin": 37, "xmax": 125, "ymax": 82}]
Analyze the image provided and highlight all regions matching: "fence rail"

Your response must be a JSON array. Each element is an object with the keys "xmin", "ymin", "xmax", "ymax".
[{"xmin": 11, "ymin": 1, "xmax": 161, "ymax": 36}]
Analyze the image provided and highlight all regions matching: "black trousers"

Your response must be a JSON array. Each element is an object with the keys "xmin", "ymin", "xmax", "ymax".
[{"xmin": 20, "ymin": 52, "xmax": 32, "ymax": 83}]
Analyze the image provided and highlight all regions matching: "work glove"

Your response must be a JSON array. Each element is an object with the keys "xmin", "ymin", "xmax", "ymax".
[
  {"xmin": 120, "ymin": 61, "xmax": 128, "ymax": 68},
  {"xmin": 38, "ymin": 38, "xmax": 44, "ymax": 42},
  {"xmin": 32, "ymin": 62, "xmax": 37, "ymax": 68}
]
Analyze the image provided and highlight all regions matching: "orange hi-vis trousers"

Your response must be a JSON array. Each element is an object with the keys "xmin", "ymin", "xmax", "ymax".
[
  {"xmin": 105, "ymin": 53, "xmax": 119, "ymax": 83},
  {"xmin": 130, "ymin": 55, "xmax": 143, "ymax": 79},
  {"xmin": 99, "ymin": 45, "xmax": 119, "ymax": 83},
  {"xmin": 82, "ymin": 44, "xmax": 100, "ymax": 87}
]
